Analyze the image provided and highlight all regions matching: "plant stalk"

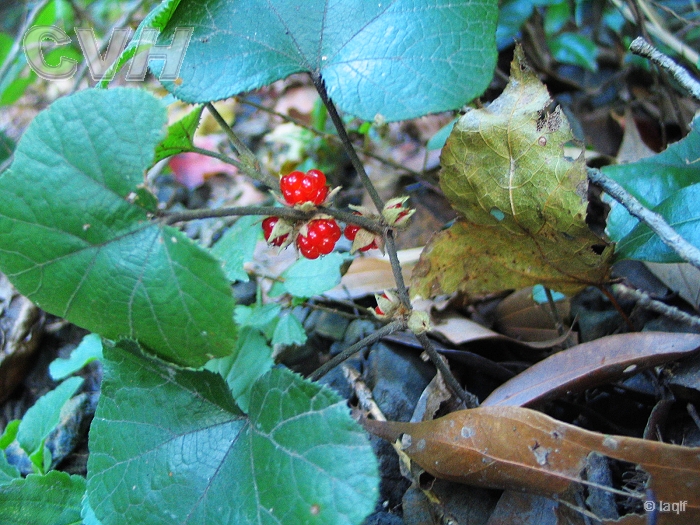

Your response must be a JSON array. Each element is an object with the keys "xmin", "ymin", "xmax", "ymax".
[
  {"xmin": 310, "ymin": 73, "xmax": 386, "ymax": 213},
  {"xmin": 587, "ymin": 167, "xmax": 700, "ymax": 270},
  {"xmin": 310, "ymin": 320, "xmax": 406, "ymax": 381},
  {"xmin": 205, "ymin": 103, "xmax": 279, "ymax": 188}
]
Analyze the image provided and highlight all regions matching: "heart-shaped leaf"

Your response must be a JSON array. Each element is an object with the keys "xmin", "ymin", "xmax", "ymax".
[
  {"xmin": 88, "ymin": 340, "xmax": 379, "ymax": 525},
  {"xmin": 153, "ymin": 0, "xmax": 498, "ymax": 121},
  {"xmin": 411, "ymin": 46, "xmax": 612, "ymax": 298},
  {"xmin": 0, "ymin": 88, "xmax": 237, "ymax": 367}
]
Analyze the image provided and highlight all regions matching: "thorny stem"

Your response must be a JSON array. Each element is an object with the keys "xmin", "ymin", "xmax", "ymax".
[
  {"xmin": 310, "ymin": 73, "xmax": 386, "ymax": 213},
  {"xmin": 629, "ymin": 37, "xmax": 700, "ymax": 102},
  {"xmin": 310, "ymin": 320, "xmax": 406, "ymax": 381},
  {"xmin": 587, "ymin": 167, "xmax": 700, "ymax": 270},
  {"xmin": 205, "ymin": 103, "xmax": 279, "ymax": 189}
]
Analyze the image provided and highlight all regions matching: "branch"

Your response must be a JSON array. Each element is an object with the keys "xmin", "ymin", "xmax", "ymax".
[
  {"xmin": 629, "ymin": 37, "xmax": 700, "ymax": 102},
  {"xmin": 587, "ymin": 167, "xmax": 700, "ymax": 270},
  {"xmin": 415, "ymin": 332, "xmax": 479, "ymax": 408},
  {"xmin": 310, "ymin": 320, "xmax": 406, "ymax": 381},
  {"xmin": 160, "ymin": 204, "xmax": 384, "ymax": 234},
  {"xmin": 310, "ymin": 73, "xmax": 385, "ymax": 213},
  {"xmin": 613, "ymin": 284, "xmax": 700, "ymax": 329}
]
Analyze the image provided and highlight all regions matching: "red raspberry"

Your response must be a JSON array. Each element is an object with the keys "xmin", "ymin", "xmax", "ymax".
[
  {"xmin": 344, "ymin": 223, "xmax": 377, "ymax": 252},
  {"xmin": 296, "ymin": 218, "xmax": 341, "ymax": 259},
  {"xmin": 280, "ymin": 169, "xmax": 329, "ymax": 206},
  {"xmin": 262, "ymin": 217, "xmax": 288, "ymax": 246}
]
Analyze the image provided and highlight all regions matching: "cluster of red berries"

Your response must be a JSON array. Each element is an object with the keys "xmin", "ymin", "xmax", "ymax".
[
  {"xmin": 262, "ymin": 169, "xmax": 342, "ymax": 259},
  {"xmin": 263, "ymin": 170, "xmax": 413, "ymax": 260}
]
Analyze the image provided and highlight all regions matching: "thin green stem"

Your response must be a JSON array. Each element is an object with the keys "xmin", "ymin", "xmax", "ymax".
[
  {"xmin": 205, "ymin": 103, "xmax": 278, "ymax": 188},
  {"xmin": 310, "ymin": 73, "xmax": 385, "ymax": 213},
  {"xmin": 310, "ymin": 320, "xmax": 406, "ymax": 381},
  {"xmin": 237, "ymin": 96, "xmax": 424, "ymax": 178},
  {"xmin": 190, "ymin": 146, "xmax": 246, "ymax": 172},
  {"xmin": 0, "ymin": 0, "xmax": 51, "ymax": 85}
]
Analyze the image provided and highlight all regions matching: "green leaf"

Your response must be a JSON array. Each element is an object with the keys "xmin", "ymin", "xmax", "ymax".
[
  {"xmin": 205, "ymin": 327, "xmax": 274, "ymax": 412},
  {"xmin": 411, "ymin": 46, "xmax": 612, "ymax": 298},
  {"xmin": 210, "ymin": 215, "xmax": 261, "ymax": 282},
  {"xmin": 0, "ymin": 471, "xmax": 85, "ymax": 525},
  {"xmin": 17, "ymin": 376, "xmax": 83, "ymax": 459},
  {"xmin": 88, "ymin": 340, "xmax": 379, "ymax": 525},
  {"xmin": 427, "ymin": 118, "xmax": 458, "ymax": 151},
  {"xmin": 153, "ymin": 104, "xmax": 204, "ymax": 162},
  {"xmin": 272, "ymin": 312, "xmax": 307, "ymax": 347},
  {"xmin": 273, "ymin": 252, "xmax": 346, "ymax": 298},
  {"xmin": 615, "ymin": 183, "xmax": 700, "ymax": 262},
  {"xmin": 0, "ymin": 451, "xmax": 20, "ymax": 485},
  {"xmin": 0, "ymin": 88, "xmax": 237, "ymax": 367},
  {"xmin": 234, "ymin": 303, "xmax": 281, "ymax": 329},
  {"xmin": 548, "ymin": 32, "xmax": 598, "ymax": 71},
  {"xmin": 603, "ymin": 117, "xmax": 700, "ymax": 243},
  {"xmin": 49, "ymin": 333, "xmax": 103, "ymax": 381},
  {"xmin": 154, "ymin": 0, "xmax": 498, "ymax": 121},
  {"xmin": 81, "ymin": 494, "xmax": 103, "ymax": 525},
  {"xmin": 0, "ymin": 420, "xmax": 18, "ymax": 450}
]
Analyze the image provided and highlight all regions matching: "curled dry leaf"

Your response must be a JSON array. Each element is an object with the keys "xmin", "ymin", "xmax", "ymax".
[
  {"xmin": 365, "ymin": 406, "xmax": 700, "ymax": 522},
  {"xmin": 482, "ymin": 331, "xmax": 700, "ymax": 407}
]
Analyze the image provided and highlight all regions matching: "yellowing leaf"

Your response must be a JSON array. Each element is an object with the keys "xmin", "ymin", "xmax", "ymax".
[{"xmin": 411, "ymin": 46, "xmax": 612, "ymax": 299}]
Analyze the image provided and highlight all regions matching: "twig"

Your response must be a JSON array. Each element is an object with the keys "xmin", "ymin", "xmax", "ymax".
[
  {"xmin": 612, "ymin": 284, "xmax": 700, "ymax": 329},
  {"xmin": 629, "ymin": 37, "xmax": 700, "ymax": 101},
  {"xmin": 587, "ymin": 167, "xmax": 700, "ymax": 270},
  {"xmin": 610, "ymin": 0, "xmax": 699, "ymax": 66},
  {"xmin": 543, "ymin": 286, "xmax": 566, "ymax": 339},
  {"xmin": 161, "ymin": 205, "xmax": 305, "ymax": 224},
  {"xmin": 70, "ymin": 0, "xmax": 148, "ymax": 89},
  {"xmin": 310, "ymin": 320, "xmax": 406, "ymax": 381},
  {"xmin": 342, "ymin": 365, "xmax": 387, "ymax": 421},
  {"xmin": 237, "ymin": 96, "xmax": 425, "ymax": 178},
  {"xmin": 0, "ymin": 0, "xmax": 51, "ymax": 85},
  {"xmin": 415, "ymin": 332, "xmax": 479, "ymax": 408},
  {"xmin": 310, "ymin": 73, "xmax": 385, "ymax": 213}
]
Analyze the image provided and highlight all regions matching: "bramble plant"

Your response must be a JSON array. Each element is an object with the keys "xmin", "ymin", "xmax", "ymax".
[{"xmin": 1, "ymin": 1, "xmax": 700, "ymax": 524}]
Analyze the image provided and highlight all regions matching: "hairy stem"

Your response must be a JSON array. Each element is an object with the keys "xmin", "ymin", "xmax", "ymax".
[
  {"xmin": 310, "ymin": 320, "xmax": 406, "ymax": 381},
  {"xmin": 205, "ymin": 103, "xmax": 279, "ymax": 188},
  {"xmin": 629, "ymin": 37, "xmax": 700, "ymax": 102},
  {"xmin": 310, "ymin": 73, "xmax": 385, "ymax": 213},
  {"xmin": 588, "ymin": 167, "xmax": 700, "ymax": 270},
  {"xmin": 415, "ymin": 332, "xmax": 479, "ymax": 408}
]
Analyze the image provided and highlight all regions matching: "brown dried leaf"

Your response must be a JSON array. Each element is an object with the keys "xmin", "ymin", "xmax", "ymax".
[
  {"xmin": 481, "ymin": 332, "xmax": 700, "ymax": 407},
  {"xmin": 366, "ymin": 406, "xmax": 700, "ymax": 521}
]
